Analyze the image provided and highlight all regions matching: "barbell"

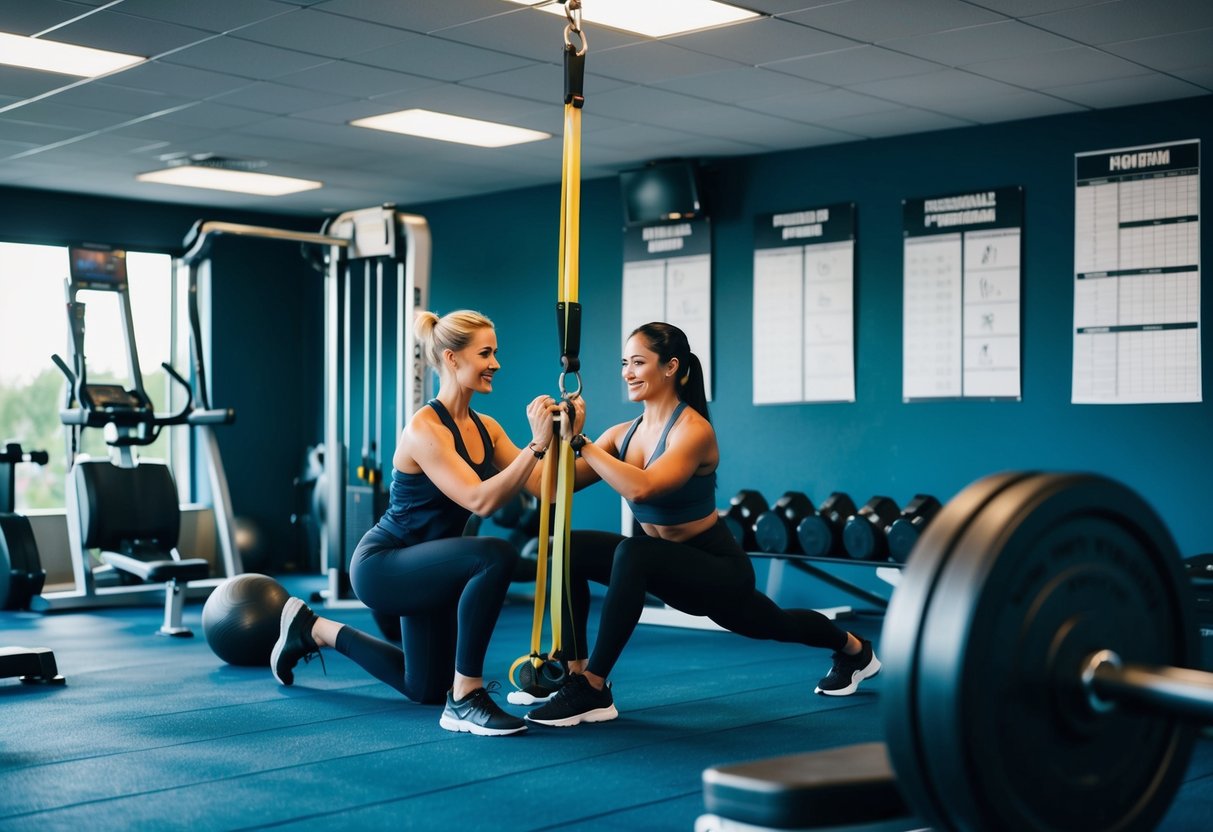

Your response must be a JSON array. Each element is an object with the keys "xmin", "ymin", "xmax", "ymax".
[{"xmin": 881, "ymin": 471, "xmax": 1211, "ymax": 831}]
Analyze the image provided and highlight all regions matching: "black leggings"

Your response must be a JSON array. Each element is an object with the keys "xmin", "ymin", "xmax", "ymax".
[
  {"xmin": 561, "ymin": 521, "xmax": 849, "ymax": 679},
  {"xmin": 342, "ymin": 526, "xmax": 518, "ymax": 704}
]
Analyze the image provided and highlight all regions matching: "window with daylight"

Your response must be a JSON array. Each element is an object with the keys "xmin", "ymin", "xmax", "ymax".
[{"xmin": 0, "ymin": 242, "xmax": 187, "ymax": 510}]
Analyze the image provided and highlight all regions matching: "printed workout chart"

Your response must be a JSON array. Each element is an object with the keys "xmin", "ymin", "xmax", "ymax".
[{"xmin": 1073, "ymin": 140, "xmax": 1201, "ymax": 404}]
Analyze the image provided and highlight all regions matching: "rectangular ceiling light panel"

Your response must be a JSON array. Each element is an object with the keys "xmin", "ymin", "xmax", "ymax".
[
  {"xmin": 0, "ymin": 31, "xmax": 144, "ymax": 77},
  {"xmin": 351, "ymin": 109, "xmax": 550, "ymax": 147},
  {"xmin": 505, "ymin": 0, "xmax": 759, "ymax": 37},
  {"xmin": 136, "ymin": 166, "xmax": 323, "ymax": 196}
]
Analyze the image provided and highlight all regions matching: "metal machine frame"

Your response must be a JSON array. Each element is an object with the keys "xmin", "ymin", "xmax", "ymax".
[{"xmin": 179, "ymin": 206, "xmax": 431, "ymax": 609}]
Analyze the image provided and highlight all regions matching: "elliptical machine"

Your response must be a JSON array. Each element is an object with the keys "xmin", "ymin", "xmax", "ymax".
[{"xmin": 35, "ymin": 244, "xmax": 241, "ymax": 637}]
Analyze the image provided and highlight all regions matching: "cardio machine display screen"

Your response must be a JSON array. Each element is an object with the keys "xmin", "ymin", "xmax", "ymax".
[{"xmin": 69, "ymin": 246, "xmax": 127, "ymax": 287}]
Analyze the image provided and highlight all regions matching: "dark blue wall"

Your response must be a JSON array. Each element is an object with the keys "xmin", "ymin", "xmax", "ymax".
[{"xmin": 413, "ymin": 94, "xmax": 1213, "ymax": 557}]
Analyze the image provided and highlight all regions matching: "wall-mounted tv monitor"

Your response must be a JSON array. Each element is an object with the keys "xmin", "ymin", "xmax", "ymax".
[
  {"xmin": 620, "ymin": 161, "xmax": 702, "ymax": 226},
  {"xmin": 69, "ymin": 245, "xmax": 127, "ymax": 287}
]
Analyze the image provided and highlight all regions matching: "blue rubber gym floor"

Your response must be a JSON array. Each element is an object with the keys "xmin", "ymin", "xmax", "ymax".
[{"xmin": 1, "ymin": 578, "xmax": 1210, "ymax": 831}]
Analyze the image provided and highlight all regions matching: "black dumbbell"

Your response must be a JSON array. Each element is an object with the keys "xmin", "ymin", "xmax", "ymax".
[
  {"xmin": 842, "ymin": 496, "xmax": 901, "ymax": 560},
  {"xmin": 754, "ymin": 492, "xmax": 815, "ymax": 554},
  {"xmin": 796, "ymin": 492, "xmax": 857, "ymax": 558},
  {"xmin": 886, "ymin": 494, "xmax": 942, "ymax": 563},
  {"xmin": 720, "ymin": 490, "xmax": 769, "ymax": 551}
]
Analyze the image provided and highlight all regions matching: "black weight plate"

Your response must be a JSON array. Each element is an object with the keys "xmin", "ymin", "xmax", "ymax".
[
  {"xmin": 917, "ymin": 473, "xmax": 1197, "ymax": 832},
  {"xmin": 881, "ymin": 471, "xmax": 1037, "ymax": 829}
]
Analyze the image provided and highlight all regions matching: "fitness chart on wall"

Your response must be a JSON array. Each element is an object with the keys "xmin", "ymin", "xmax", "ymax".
[
  {"xmin": 621, "ymin": 218, "xmax": 712, "ymax": 399},
  {"xmin": 902, "ymin": 187, "xmax": 1023, "ymax": 401},
  {"xmin": 752, "ymin": 204, "xmax": 855, "ymax": 405},
  {"xmin": 1072, "ymin": 140, "xmax": 1201, "ymax": 404}
]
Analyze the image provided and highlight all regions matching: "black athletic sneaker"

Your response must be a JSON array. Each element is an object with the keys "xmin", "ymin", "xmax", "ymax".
[
  {"xmin": 439, "ymin": 682, "xmax": 527, "ymax": 736},
  {"xmin": 271, "ymin": 597, "xmax": 324, "ymax": 686},
  {"xmin": 525, "ymin": 673, "xmax": 618, "ymax": 727},
  {"xmin": 815, "ymin": 638, "xmax": 881, "ymax": 696}
]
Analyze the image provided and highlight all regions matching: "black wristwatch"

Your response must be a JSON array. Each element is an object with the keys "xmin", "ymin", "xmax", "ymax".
[{"xmin": 569, "ymin": 433, "xmax": 588, "ymax": 455}]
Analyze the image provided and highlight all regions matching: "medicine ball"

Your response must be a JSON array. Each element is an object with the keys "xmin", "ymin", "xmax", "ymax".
[{"xmin": 202, "ymin": 573, "xmax": 290, "ymax": 666}]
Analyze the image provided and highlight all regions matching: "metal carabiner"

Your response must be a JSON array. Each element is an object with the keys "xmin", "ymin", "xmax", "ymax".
[
  {"xmin": 564, "ymin": 23, "xmax": 587, "ymax": 57},
  {"xmin": 558, "ymin": 371, "xmax": 582, "ymax": 399}
]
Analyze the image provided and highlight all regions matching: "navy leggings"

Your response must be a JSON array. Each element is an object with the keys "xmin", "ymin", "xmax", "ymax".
[
  {"xmin": 343, "ymin": 525, "xmax": 518, "ymax": 704},
  {"xmin": 561, "ymin": 521, "xmax": 849, "ymax": 679}
]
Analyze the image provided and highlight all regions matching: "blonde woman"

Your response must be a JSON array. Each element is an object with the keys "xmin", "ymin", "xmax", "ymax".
[{"xmin": 272, "ymin": 310, "xmax": 557, "ymax": 737}]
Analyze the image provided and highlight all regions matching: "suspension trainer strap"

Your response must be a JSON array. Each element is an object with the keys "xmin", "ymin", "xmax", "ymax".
[{"xmin": 511, "ymin": 1, "xmax": 587, "ymax": 692}]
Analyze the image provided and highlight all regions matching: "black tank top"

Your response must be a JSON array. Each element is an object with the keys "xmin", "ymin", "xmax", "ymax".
[{"xmin": 376, "ymin": 399, "xmax": 496, "ymax": 545}]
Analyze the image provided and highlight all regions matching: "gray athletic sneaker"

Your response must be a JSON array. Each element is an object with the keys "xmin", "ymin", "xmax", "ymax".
[
  {"xmin": 271, "ymin": 597, "xmax": 323, "ymax": 686},
  {"xmin": 439, "ymin": 682, "xmax": 527, "ymax": 736}
]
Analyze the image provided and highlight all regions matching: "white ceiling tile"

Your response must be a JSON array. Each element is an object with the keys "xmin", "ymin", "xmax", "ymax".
[
  {"xmin": 883, "ymin": 20, "xmax": 1075, "ymax": 66},
  {"xmin": 964, "ymin": 46, "xmax": 1152, "ymax": 88},
  {"xmin": 163, "ymin": 37, "xmax": 333, "ymax": 79},
  {"xmin": 926, "ymin": 90, "xmax": 1087, "ymax": 122},
  {"xmin": 352, "ymin": 34, "xmax": 537, "ymax": 82},
  {"xmin": 50, "ymin": 83, "xmax": 194, "ymax": 117},
  {"xmin": 1102, "ymin": 28, "xmax": 1213, "ymax": 73},
  {"xmin": 313, "ymin": 0, "xmax": 513, "ymax": 34},
  {"xmin": 157, "ymin": 102, "xmax": 275, "ymax": 130},
  {"xmin": 968, "ymin": 1, "xmax": 1111, "ymax": 13},
  {"xmin": 1042, "ymin": 73, "xmax": 1209, "ymax": 108},
  {"xmin": 236, "ymin": 8, "xmax": 415, "ymax": 58},
  {"xmin": 1173, "ymin": 67, "xmax": 1213, "ymax": 88},
  {"xmin": 668, "ymin": 18, "xmax": 857, "ymax": 65},
  {"xmin": 579, "ymin": 86, "xmax": 712, "ymax": 122},
  {"xmin": 52, "ymin": 10, "xmax": 213, "ymax": 56},
  {"xmin": 0, "ymin": 0, "xmax": 96, "ymax": 36},
  {"xmin": 0, "ymin": 0, "xmax": 1206, "ymax": 213},
  {"xmin": 782, "ymin": 0, "xmax": 1006, "ymax": 43},
  {"xmin": 115, "ymin": 0, "xmax": 291, "ymax": 33},
  {"xmin": 0, "ymin": 67, "xmax": 76, "ymax": 99},
  {"xmin": 586, "ymin": 42, "xmax": 745, "ymax": 85},
  {"xmin": 819, "ymin": 107, "xmax": 974, "ymax": 137},
  {"xmin": 744, "ymin": 87, "xmax": 905, "ymax": 122},
  {"xmin": 849, "ymin": 69, "xmax": 1025, "ymax": 107},
  {"xmin": 0, "ymin": 119, "xmax": 78, "ymax": 146},
  {"xmin": 104, "ymin": 62, "xmax": 256, "ymax": 98},
  {"xmin": 1027, "ymin": 0, "xmax": 1213, "ymax": 45},
  {"xmin": 653, "ymin": 67, "xmax": 824, "ymax": 104},
  {"xmin": 214, "ymin": 82, "xmax": 358, "ymax": 116},
  {"xmin": 767, "ymin": 46, "xmax": 944, "ymax": 85},
  {"xmin": 0, "ymin": 100, "xmax": 131, "ymax": 131},
  {"xmin": 749, "ymin": 1, "xmax": 851, "ymax": 14},
  {"xmin": 275, "ymin": 61, "xmax": 441, "ymax": 99}
]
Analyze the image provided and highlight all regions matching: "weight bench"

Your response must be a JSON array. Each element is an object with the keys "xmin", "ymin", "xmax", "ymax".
[
  {"xmin": 74, "ymin": 460, "xmax": 210, "ymax": 636},
  {"xmin": 698, "ymin": 742, "xmax": 926, "ymax": 832}
]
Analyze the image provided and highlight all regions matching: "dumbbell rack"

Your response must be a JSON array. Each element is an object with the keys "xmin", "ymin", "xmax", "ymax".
[
  {"xmin": 752, "ymin": 552, "xmax": 903, "ymax": 612},
  {"xmin": 638, "ymin": 554, "xmax": 901, "ymax": 632}
]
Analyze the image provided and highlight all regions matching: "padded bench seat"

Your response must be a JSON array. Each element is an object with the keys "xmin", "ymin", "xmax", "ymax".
[{"xmin": 702, "ymin": 742, "xmax": 912, "ymax": 830}]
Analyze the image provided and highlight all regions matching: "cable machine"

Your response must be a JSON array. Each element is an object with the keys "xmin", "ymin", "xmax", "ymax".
[{"xmin": 179, "ymin": 205, "xmax": 431, "ymax": 609}]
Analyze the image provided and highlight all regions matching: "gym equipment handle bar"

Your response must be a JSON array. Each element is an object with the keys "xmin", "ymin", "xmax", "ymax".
[
  {"xmin": 182, "ymin": 221, "xmax": 348, "ymax": 265},
  {"xmin": 1085, "ymin": 649, "xmax": 1213, "ymax": 722}
]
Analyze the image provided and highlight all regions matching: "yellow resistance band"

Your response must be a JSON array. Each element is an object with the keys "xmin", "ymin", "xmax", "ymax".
[{"xmin": 510, "ymin": 17, "xmax": 586, "ymax": 691}]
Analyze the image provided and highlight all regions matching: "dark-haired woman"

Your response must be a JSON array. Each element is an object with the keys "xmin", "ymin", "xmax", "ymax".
[
  {"xmin": 271, "ymin": 309, "xmax": 557, "ymax": 737},
  {"xmin": 526, "ymin": 322, "xmax": 879, "ymax": 727}
]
